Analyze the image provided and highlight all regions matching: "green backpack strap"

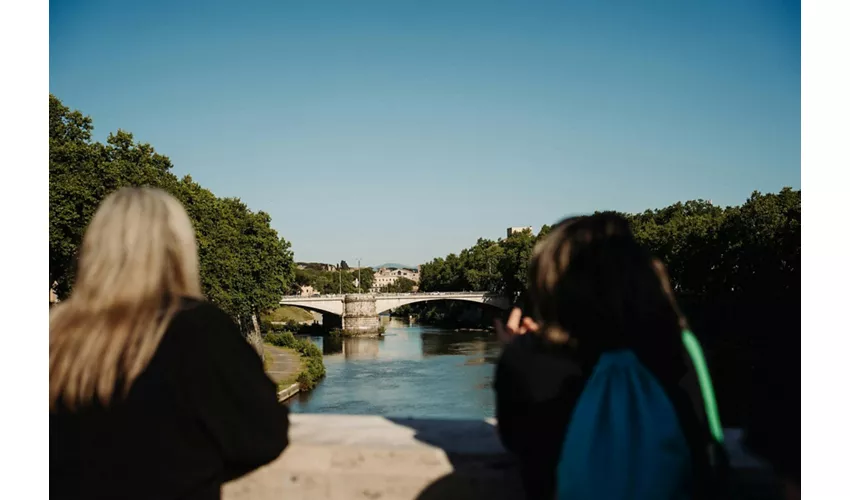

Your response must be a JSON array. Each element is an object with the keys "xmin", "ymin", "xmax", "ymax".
[{"xmin": 682, "ymin": 329, "xmax": 724, "ymax": 443}]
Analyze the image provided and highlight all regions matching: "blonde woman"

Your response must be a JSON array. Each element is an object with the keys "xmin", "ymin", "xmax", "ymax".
[{"xmin": 50, "ymin": 187, "xmax": 289, "ymax": 500}]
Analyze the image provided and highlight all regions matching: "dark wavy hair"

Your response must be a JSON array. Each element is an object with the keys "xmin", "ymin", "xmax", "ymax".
[{"xmin": 528, "ymin": 212, "xmax": 686, "ymax": 381}]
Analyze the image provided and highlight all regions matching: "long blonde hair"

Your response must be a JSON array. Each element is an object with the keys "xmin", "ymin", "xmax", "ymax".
[{"xmin": 49, "ymin": 187, "xmax": 203, "ymax": 410}]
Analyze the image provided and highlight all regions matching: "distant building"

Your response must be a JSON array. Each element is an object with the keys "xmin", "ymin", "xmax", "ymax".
[
  {"xmin": 507, "ymin": 226, "xmax": 533, "ymax": 238},
  {"xmin": 296, "ymin": 262, "xmax": 337, "ymax": 272},
  {"xmin": 370, "ymin": 267, "xmax": 421, "ymax": 292},
  {"xmin": 299, "ymin": 285, "xmax": 317, "ymax": 296}
]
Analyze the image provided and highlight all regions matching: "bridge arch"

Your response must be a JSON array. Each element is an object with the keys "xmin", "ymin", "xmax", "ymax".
[
  {"xmin": 277, "ymin": 295, "xmax": 345, "ymax": 317},
  {"xmin": 374, "ymin": 293, "xmax": 511, "ymax": 315}
]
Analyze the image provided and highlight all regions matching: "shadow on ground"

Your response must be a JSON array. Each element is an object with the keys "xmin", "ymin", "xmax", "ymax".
[
  {"xmin": 389, "ymin": 418, "xmax": 787, "ymax": 500},
  {"xmin": 387, "ymin": 417, "xmax": 526, "ymax": 500}
]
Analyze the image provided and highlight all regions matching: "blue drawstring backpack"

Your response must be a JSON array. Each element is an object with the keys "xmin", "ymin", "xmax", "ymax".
[
  {"xmin": 556, "ymin": 331, "xmax": 723, "ymax": 499},
  {"xmin": 555, "ymin": 350, "xmax": 693, "ymax": 500}
]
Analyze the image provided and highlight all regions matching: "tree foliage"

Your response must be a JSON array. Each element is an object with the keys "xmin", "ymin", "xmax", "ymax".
[
  {"xmin": 49, "ymin": 95, "xmax": 295, "ymax": 327},
  {"xmin": 418, "ymin": 229, "xmax": 547, "ymax": 300},
  {"xmin": 625, "ymin": 189, "xmax": 800, "ymax": 306},
  {"xmin": 418, "ymin": 191, "xmax": 801, "ymax": 424},
  {"xmin": 418, "ymin": 192, "xmax": 800, "ymax": 314},
  {"xmin": 382, "ymin": 277, "xmax": 417, "ymax": 293},
  {"xmin": 294, "ymin": 267, "xmax": 375, "ymax": 294}
]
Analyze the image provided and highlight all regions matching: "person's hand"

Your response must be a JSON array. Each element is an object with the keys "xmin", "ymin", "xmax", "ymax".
[{"xmin": 494, "ymin": 307, "xmax": 540, "ymax": 344}]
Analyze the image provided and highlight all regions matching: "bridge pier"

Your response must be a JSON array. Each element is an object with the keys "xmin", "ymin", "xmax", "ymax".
[{"xmin": 342, "ymin": 294, "xmax": 381, "ymax": 336}]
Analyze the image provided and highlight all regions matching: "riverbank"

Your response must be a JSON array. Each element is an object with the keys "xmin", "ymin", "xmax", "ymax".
[
  {"xmin": 264, "ymin": 344, "xmax": 301, "ymax": 382},
  {"xmin": 263, "ymin": 344, "xmax": 302, "ymax": 401},
  {"xmin": 265, "ymin": 332, "xmax": 326, "ymax": 392},
  {"xmin": 263, "ymin": 305, "xmax": 315, "ymax": 324},
  {"xmin": 330, "ymin": 326, "xmax": 386, "ymax": 338}
]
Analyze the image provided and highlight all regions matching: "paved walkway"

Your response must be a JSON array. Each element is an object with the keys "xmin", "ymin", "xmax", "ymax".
[
  {"xmin": 224, "ymin": 417, "xmax": 780, "ymax": 500},
  {"xmin": 264, "ymin": 344, "xmax": 302, "ymax": 387}
]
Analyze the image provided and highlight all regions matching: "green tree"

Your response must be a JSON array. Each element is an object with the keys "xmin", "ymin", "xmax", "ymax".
[
  {"xmin": 356, "ymin": 267, "xmax": 375, "ymax": 292},
  {"xmin": 50, "ymin": 94, "xmax": 100, "ymax": 297},
  {"xmin": 50, "ymin": 97, "xmax": 178, "ymax": 297},
  {"xmin": 410, "ymin": 189, "xmax": 800, "ymax": 426},
  {"xmin": 294, "ymin": 266, "xmax": 375, "ymax": 294},
  {"xmin": 416, "ymin": 191, "xmax": 799, "ymax": 314},
  {"xmin": 496, "ymin": 229, "xmax": 536, "ymax": 300},
  {"xmin": 49, "ymin": 95, "xmax": 295, "ymax": 331},
  {"xmin": 383, "ymin": 277, "xmax": 417, "ymax": 293}
]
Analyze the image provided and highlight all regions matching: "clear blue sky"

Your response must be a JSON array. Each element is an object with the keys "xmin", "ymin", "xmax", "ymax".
[{"xmin": 50, "ymin": 0, "xmax": 800, "ymax": 266}]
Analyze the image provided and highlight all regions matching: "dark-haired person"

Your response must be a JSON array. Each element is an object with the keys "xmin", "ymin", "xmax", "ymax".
[{"xmin": 494, "ymin": 213, "xmax": 715, "ymax": 499}]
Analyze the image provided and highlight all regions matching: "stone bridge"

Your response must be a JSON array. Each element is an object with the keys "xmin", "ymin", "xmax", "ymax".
[{"xmin": 279, "ymin": 292, "xmax": 511, "ymax": 335}]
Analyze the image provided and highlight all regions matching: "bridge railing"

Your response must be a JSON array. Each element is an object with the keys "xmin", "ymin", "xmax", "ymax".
[
  {"xmin": 378, "ymin": 291, "xmax": 494, "ymax": 297},
  {"xmin": 280, "ymin": 291, "xmax": 502, "ymax": 301},
  {"xmin": 279, "ymin": 294, "xmax": 346, "ymax": 300}
]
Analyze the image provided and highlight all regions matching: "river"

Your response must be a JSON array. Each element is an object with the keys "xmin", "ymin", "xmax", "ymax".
[{"xmin": 286, "ymin": 317, "xmax": 502, "ymax": 419}]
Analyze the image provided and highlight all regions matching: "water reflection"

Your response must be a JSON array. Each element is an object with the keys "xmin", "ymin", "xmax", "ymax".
[
  {"xmin": 422, "ymin": 331, "xmax": 489, "ymax": 355},
  {"xmin": 321, "ymin": 335, "xmax": 341, "ymax": 355},
  {"xmin": 312, "ymin": 335, "xmax": 386, "ymax": 359},
  {"xmin": 342, "ymin": 337, "xmax": 382, "ymax": 360},
  {"xmin": 286, "ymin": 319, "xmax": 503, "ymax": 419}
]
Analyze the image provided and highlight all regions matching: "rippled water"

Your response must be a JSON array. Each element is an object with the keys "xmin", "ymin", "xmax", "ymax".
[{"xmin": 286, "ymin": 318, "xmax": 502, "ymax": 419}]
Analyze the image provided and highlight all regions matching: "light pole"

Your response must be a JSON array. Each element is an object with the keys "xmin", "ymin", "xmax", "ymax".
[
  {"xmin": 339, "ymin": 264, "xmax": 342, "ymax": 294},
  {"xmin": 357, "ymin": 258, "xmax": 362, "ymax": 293}
]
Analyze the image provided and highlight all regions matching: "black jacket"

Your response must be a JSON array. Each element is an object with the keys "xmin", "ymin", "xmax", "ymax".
[
  {"xmin": 50, "ymin": 298, "xmax": 289, "ymax": 500},
  {"xmin": 494, "ymin": 333, "xmax": 712, "ymax": 500}
]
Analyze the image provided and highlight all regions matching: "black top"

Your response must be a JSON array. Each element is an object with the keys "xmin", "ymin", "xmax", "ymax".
[
  {"xmin": 50, "ymin": 298, "xmax": 289, "ymax": 500},
  {"xmin": 744, "ymin": 334, "xmax": 800, "ymax": 482},
  {"xmin": 494, "ymin": 333, "xmax": 712, "ymax": 500}
]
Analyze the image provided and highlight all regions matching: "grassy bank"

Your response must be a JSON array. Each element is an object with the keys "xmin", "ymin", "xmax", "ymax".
[
  {"xmin": 265, "ymin": 332, "xmax": 326, "ymax": 390},
  {"xmin": 263, "ymin": 305, "xmax": 315, "ymax": 324}
]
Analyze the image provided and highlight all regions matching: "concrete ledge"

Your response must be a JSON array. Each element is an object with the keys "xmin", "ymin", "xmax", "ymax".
[
  {"xmin": 277, "ymin": 383, "xmax": 300, "ymax": 402},
  {"xmin": 223, "ymin": 415, "xmax": 782, "ymax": 500}
]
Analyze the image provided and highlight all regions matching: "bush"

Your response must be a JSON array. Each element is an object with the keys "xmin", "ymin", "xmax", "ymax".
[
  {"xmin": 298, "ymin": 356, "xmax": 326, "ymax": 391},
  {"xmin": 295, "ymin": 322, "xmax": 326, "ymax": 335},
  {"xmin": 294, "ymin": 339, "xmax": 322, "ymax": 358},
  {"xmin": 265, "ymin": 332, "xmax": 297, "ymax": 348},
  {"xmin": 266, "ymin": 320, "xmax": 326, "ymax": 335},
  {"xmin": 267, "ymin": 322, "xmax": 293, "ymax": 333}
]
